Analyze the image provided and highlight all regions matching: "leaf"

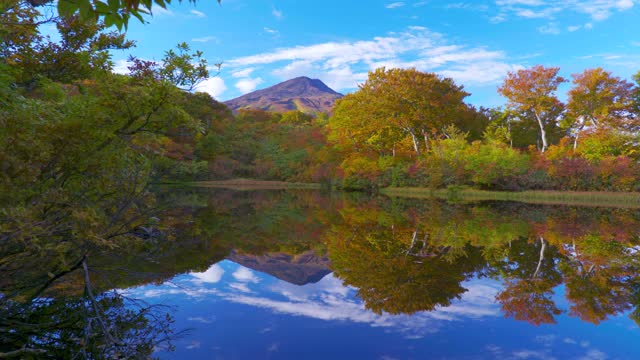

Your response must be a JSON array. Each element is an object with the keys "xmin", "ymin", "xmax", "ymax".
[
  {"xmin": 57, "ymin": 0, "xmax": 79, "ymax": 17},
  {"xmin": 108, "ymin": 0, "xmax": 120, "ymax": 12},
  {"xmin": 103, "ymin": 13, "xmax": 116, "ymax": 27},
  {"xmin": 131, "ymin": 10, "xmax": 146, "ymax": 24},
  {"xmin": 95, "ymin": 0, "xmax": 110, "ymax": 13},
  {"xmin": 77, "ymin": 0, "xmax": 93, "ymax": 18}
]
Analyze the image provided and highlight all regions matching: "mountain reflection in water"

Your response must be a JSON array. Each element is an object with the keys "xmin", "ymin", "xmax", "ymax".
[{"xmin": 3, "ymin": 188, "xmax": 640, "ymax": 359}]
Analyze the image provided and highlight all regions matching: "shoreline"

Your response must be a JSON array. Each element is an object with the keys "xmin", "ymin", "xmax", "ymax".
[
  {"xmin": 177, "ymin": 179, "xmax": 640, "ymax": 207},
  {"xmin": 186, "ymin": 179, "xmax": 322, "ymax": 190},
  {"xmin": 380, "ymin": 187, "xmax": 640, "ymax": 208}
]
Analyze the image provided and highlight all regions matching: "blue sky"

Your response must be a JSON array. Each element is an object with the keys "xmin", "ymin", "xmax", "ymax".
[{"xmin": 110, "ymin": 0, "xmax": 640, "ymax": 106}]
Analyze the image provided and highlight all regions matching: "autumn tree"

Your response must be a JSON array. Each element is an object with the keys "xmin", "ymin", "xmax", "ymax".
[
  {"xmin": 499, "ymin": 65, "xmax": 566, "ymax": 152},
  {"xmin": 566, "ymin": 68, "xmax": 635, "ymax": 149},
  {"xmin": 331, "ymin": 67, "xmax": 469, "ymax": 156}
]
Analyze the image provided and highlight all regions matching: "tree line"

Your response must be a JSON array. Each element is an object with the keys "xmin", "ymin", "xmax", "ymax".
[{"xmin": 190, "ymin": 65, "xmax": 640, "ymax": 193}]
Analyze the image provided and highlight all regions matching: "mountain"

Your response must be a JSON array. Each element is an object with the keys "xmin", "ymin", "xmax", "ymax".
[
  {"xmin": 227, "ymin": 250, "xmax": 331, "ymax": 286},
  {"xmin": 224, "ymin": 77, "xmax": 343, "ymax": 114}
]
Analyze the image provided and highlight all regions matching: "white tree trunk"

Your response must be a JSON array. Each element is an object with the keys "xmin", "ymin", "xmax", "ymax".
[
  {"xmin": 533, "ymin": 237, "xmax": 546, "ymax": 278},
  {"xmin": 409, "ymin": 131, "xmax": 420, "ymax": 156},
  {"xmin": 534, "ymin": 113, "xmax": 548, "ymax": 152}
]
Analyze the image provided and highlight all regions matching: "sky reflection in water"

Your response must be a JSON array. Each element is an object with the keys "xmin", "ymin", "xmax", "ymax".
[
  {"xmin": 128, "ymin": 259, "xmax": 639, "ymax": 360},
  {"xmin": 102, "ymin": 189, "xmax": 640, "ymax": 359}
]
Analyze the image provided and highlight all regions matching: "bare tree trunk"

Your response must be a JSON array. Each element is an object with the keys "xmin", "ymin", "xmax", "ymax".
[
  {"xmin": 83, "ymin": 258, "xmax": 121, "ymax": 347},
  {"xmin": 534, "ymin": 113, "xmax": 548, "ymax": 152},
  {"xmin": 410, "ymin": 230, "xmax": 417, "ymax": 249},
  {"xmin": 422, "ymin": 129, "xmax": 429, "ymax": 152},
  {"xmin": 405, "ymin": 230, "xmax": 418, "ymax": 256},
  {"xmin": 409, "ymin": 131, "xmax": 420, "ymax": 156},
  {"xmin": 573, "ymin": 119, "xmax": 585, "ymax": 150},
  {"xmin": 533, "ymin": 237, "xmax": 546, "ymax": 278}
]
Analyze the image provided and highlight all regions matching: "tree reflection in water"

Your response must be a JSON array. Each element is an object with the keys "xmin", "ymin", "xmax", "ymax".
[
  {"xmin": 4, "ymin": 188, "xmax": 640, "ymax": 357},
  {"xmin": 325, "ymin": 196, "xmax": 640, "ymax": 326}
]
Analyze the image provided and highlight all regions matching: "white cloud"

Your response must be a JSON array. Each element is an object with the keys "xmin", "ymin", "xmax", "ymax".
[
  {"xmin": 538, "ymin": 22, "xmax": 561, "ymax": 34},
  {"xmin": 386, "ymin": 2, "xmax": 406, "ymax": 9},
  {"xmin": 151, "ymin": 5, "xmax": 173, "ymax": 17},
  {"xmin": 494, "ymin": 0, "xmax": 636, "ymax": 22},
  {"xmin": 568, "ymin": 25, "xmax": 582, "ymax": 32},
  {"xmin": 112, "ymin": 59, "xmax": 131, "ymax": 75},
  {"xmin": 575, "ymin": 52, "xmax": 640, "ymax": 69},
  {"xmin": 228, "ymin": 27, "xmax": 521, "ymax": 91},
  {"xmin": 190, "ymin": 264, "xmax": 225, "ymax": 283},
  {"xmin": 130, "ymin": 260, "xmax": 503, "ymax": 340},
  {"xmin": 222, "ymin": 276, "xmax": 501, "ymax": 339},
  {"xmin": 510, "ymin": 349, "xmax": 556, "ymax": 359},
  {"xmin": 271, "ymin": 60, "xmax": 316, "ymax": 79},
  {"xmin": 272, "ymin": 8, "xmax": 283, "ymax": 19},
  {"xmin": 231, "ymin": 67, "xmax": 256, "ymax": 78},
  {"xmin": 190, "ymin": 9, "xmax": 206, "ymax": 18},
  {"xmin": 232, "ymin": 267, "xmax": 260, "ymax": 283},
  {"xmin": 191, "ymin": 36, "xmax": 217, "ymax": 43},
  {"xmin": 187, "ymin": 316, "xmax": 214, "ymax": 324},
  {"xmin": 229, "ymin": 282, "xmax": 252, "ymax": 293},
  {"xmin": 235, "ymin": 77, "xmax": 264, "ymax": 93},
  {"xmin": 490, "ymin": 13, "xmax": 508, "ymax": 23},
  {"xmin": 578, "ymin": 349, "xmax": 607, "ymax": 360},
  {"xmin": 186, "ymin": 341, "xmax": 201, "ymax": 350},
  {"xmin": 264, "ymin": 27, "xmax": 280, "ymax": 36},
  {"xmin": 446, "ymin": 3, "xmax": 490, "ymax": 11}
]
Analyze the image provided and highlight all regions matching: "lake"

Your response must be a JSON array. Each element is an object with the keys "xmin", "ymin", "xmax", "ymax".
[{"xmin": 5, "ymin": 188, "xmax": 640, "ymax": 359}]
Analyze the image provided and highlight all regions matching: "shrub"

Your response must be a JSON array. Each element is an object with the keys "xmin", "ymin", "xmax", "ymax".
[
  {"xmin": 464, "ymin": 142, "xmax": 530, "ymax": 189},
  {"xmin": 340, "ymin": 156, "xmax": 383, "ymax": 191}
]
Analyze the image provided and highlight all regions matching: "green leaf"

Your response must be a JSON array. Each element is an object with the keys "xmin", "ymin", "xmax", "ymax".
[
  {"xmin": 57, "ymin": 0, "xmax": 79, "ymax": 17},
  {"xmin": 95, "ymin": 0, "xmax": 109, "ymax": 13},
  {"xmin": 131, "ymin": 10, "xmax": 146, "ymax": 24},
  {"xmin": 103, "ymin": 13, "xmax": 116, "ymax": 27},
  {"xmin": 108, "ymin": 0, "xmax": 119, "ymax": 12},
  {"xmin": 77, "ymin": 0, "xmax": 93, "ymax": 18}
]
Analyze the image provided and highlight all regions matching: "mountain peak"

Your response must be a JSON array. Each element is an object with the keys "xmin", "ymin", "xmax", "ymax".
[{"xmin": 224, "ymin": 77, "xmax": 343, "ymax": 114}]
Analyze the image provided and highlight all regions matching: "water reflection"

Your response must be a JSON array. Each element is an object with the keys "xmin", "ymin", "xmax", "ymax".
[
  {"xmin": 327, "ymin": 197, "xmax": 640, "ymax": 326},
  {"xmin": 3, "ymin": 188, "xmax": 640, "ymax": 358}
]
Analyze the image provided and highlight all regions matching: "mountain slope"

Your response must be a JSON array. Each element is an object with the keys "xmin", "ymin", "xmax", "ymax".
[
  {"xmin": 227, "ymin": 250, "xmax": 331, "ymax": 286},
  {"xmin": 224, "ymin": 76, "xmax": 343, "ymax": 114}
]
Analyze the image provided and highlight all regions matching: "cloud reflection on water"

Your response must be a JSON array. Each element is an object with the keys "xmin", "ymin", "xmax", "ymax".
[{"xmin": 129, "ymin": 261, "xmax": 502, "ymax": 338}]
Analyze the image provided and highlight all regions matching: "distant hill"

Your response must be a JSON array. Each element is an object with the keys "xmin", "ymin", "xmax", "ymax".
[
  {"xmin": 227, "ymin": 250, "xmax": 331, "ymax": 286},
  {"xmin": 224, "ymin": 76, "xmax": 343, "ymax": 114}
]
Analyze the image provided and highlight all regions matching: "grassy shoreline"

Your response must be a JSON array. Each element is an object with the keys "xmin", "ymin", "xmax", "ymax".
[
  {"xmin": 381, "ymin": 187, "xmax": 640, "ymax": 208},
  {"xmin": 172, "ymin": 178, "xmax": 640, "ymax": 207},
  {"xmin": 186, "ymin": 178, "xmax": 322, "ymax": 190}
]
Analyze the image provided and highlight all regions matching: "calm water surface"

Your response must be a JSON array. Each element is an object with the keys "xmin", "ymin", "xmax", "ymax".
[
  {"xmin": 128, "ymin": 189, "xmax": 640, "ymax": 359},
  {"xmin": 5, "ymin": 188, "xmax": 640, "ymax": 359}
]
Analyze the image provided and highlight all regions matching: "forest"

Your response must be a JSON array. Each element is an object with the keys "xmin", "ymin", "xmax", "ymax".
[
  {"xmin": 4, "ymin": 2, "xmax": 640, "ymax": 199},
  {"xmin": 3, "ymin": 0, "xmax": 640, "ymax": 357},
  {"xmin": 185, "ymin": 65, "xmax": 640, "ymax": 193}
]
